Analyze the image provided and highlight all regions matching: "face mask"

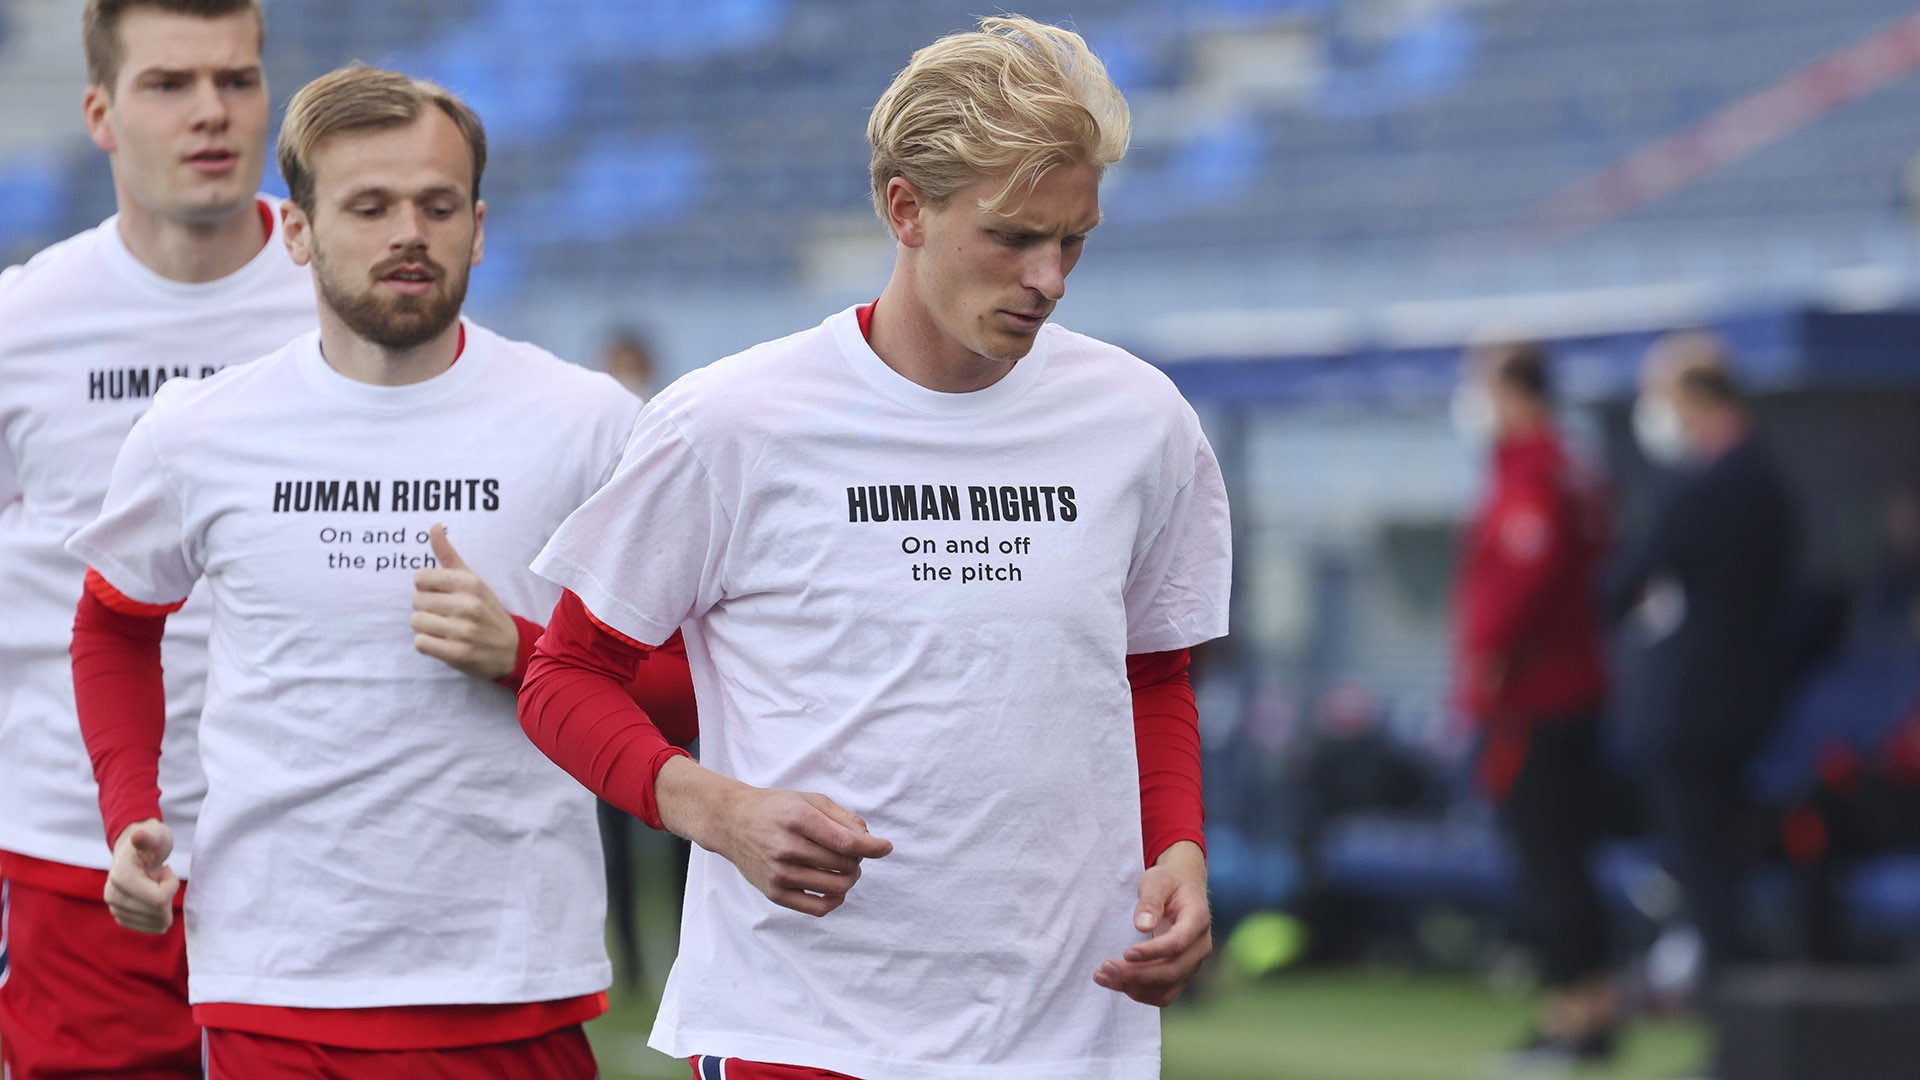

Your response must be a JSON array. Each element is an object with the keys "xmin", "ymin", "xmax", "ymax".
[
  {"xmin": 1632, "ymin": 394, "xmax": 1690, "ymax": 465},
  {"xmin": 1450, "ymin": 383, "xmax": 1497, "ymax": 449}
]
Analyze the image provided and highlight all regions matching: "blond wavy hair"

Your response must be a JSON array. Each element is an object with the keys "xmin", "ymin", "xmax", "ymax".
[{"xmin": 868, "ymin": 14, "xmax": 1130, "ymax": 233}]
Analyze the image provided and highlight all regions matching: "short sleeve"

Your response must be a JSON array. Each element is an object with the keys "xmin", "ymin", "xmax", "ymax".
[
  {"xmin": 530, "ymin": 405, "xmax": 731, "ymax": 647},
  {"xmin": 1123, "ymin": 430, "xmax": 1233, "ymax": 654},
  {"xmin": 65, "ymin": 414, "xmax": 201, "ymax": 605}
]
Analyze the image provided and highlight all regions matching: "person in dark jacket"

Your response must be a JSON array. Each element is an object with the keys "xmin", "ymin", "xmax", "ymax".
[
  {"xmin": 1452, "ymin": 341, "xmax": 1617, "ymax": 1065},
  {"xmin": 1610, "ymin": 330, "xmax": 1799, "ymax": 981}
]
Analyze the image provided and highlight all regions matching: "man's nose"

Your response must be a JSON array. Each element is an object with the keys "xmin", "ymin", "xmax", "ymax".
[
  {"xmin": 1024, "ymin": 246, "xmax": 1066, "ymax": 302},
  {"xmin": 188, "ymin": 77, "xmax": 229, "ymax": 133}
]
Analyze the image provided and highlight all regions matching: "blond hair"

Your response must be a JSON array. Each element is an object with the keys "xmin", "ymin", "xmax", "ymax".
[
  {"xmin": 278, "ymin": 64, "xmax": 487, "ymax": 214},
  {"xmin": 868, "ymin": 14, "xmax": 1129, "ymax": 232}
]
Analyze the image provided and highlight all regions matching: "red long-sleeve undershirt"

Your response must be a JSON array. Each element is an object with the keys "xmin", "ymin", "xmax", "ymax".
[
  {"xmin": 71, "ymin": 572, "xmax": 696, "ymax": 851},
  {"xmin": 1129, "ymin": 648, "xmax": 1207, "ymax": 864},
  {"xmin": 71, "ymin": 570, "xmax": 180, "ymax": 847},
  {"xmin": 520, "ymin": 590, "xmax": 1206, "ymax": 866}
]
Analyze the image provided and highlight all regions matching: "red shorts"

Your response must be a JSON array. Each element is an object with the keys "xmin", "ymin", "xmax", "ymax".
[
  {"xmin": 0, "ymin": 868, "xmax": 198, "ymax": 1079},
  {"xmin": 204, "ymin": 1022, "xmax": 596, "ymax": 1079},
  {"xmin": 691, "ymin": 1055, "xmax": 863, "ymax": 1079}
]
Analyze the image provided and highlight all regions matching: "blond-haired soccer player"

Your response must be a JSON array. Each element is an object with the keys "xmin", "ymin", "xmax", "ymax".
[
  {"xmin": 0, "ymin": 1, "xmax": 313, "ymax": 1074},
  {"xmin": 65, "ymin": 66, "xmax": 680, "ymax": 1079},
  {"xmin": 522, "ymin": 16, "xmax": 1230, "ymax": 1079}
]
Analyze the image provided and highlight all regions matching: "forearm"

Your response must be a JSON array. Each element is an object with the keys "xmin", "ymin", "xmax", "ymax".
[
  {"xmin": 653, "ymin": 754, "xmax": 748, "ymax": 849},
  {"xmin": 517, "ymin": 591, "xmax": 691, "ymax": 829},
  {"xmin": 1131, "ymin": 648, "xmax": 1205, "ymax": 867},
  {"xmin": 70, "ymin": 579, "xmax": 171, "ymax": 847},
  {"xmin": 519, "ymin": 650, "xmax": 690, "ymax": 829}
]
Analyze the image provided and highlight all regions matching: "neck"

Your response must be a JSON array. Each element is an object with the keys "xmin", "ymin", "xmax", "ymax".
[
  {"xmin": 115, "ymin": 193, "xmax": 265, "ymax": 285},
  {"xmin": 315, "ymin": 309, "xmax": 463, "ymax": 387},
  {"xmin": 869, "ymin": 272, "xmax": 1016, "ymax": 394}
]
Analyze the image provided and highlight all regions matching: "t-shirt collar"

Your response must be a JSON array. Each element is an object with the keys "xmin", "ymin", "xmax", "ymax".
[
  {"xmin": 294, "ymin": 316, "xmax": 489, "ymax": 410},
  {"xmin": 95, "ymin": 195, "xmax": 292, "ymax": 303},
  {"xmin": 829, "ymin": 305, "xmax": 1049, "ymax": 417}
]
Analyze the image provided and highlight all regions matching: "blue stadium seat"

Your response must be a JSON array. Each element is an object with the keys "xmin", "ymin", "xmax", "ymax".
[
  {"xmin": 535, "ymin": 130, "xmax": 706, "ymax": 239},
  {"xmin": 0, "ymin": 152, "xmax": 67, "ymax": 257}
]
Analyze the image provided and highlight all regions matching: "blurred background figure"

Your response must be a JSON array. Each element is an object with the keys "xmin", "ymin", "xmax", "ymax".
[
  {"xmin": 600, "ymin": 327, "xmax": 658, "ymax": 400},
  {"xmin": 1607, "ymin": 333, "xmax": 1799, "ymax": 1038},
  {"xmin": 1451, "ymin": 342, "xmax": 1616, "ymax": 1069}
]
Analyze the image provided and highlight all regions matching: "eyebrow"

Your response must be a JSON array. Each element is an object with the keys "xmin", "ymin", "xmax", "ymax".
[
  {"xmin": 132, "ymin": 64, "xmax": 261, "ymax": 82},
  {"xmin": 338, "ymin": 184, "xmax": 467, "ymax": 204},
  {"xmin": 991, "ymin": 216, "xmax": 1104, "ymax": 238}
]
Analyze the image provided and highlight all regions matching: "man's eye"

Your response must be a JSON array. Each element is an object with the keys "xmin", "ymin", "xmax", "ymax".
[{"xmin": 223, "ymin": 74, "xmax": 259, "ymax": 90}]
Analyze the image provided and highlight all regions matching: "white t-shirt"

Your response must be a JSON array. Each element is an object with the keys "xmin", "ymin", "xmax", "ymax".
[
  {"xmin": 0, "ymin": 202, "xmax": 314, "ymax": 875},
  {"xmin": 67, "ymin": 321, "xmax": 636, "ymax": 1008},
  {"xmin": 533, "ymin": 306, "xmax": 1232, "ymax": 1080}
]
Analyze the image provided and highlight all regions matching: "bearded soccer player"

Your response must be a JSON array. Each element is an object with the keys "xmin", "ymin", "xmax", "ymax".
[
  {"xmin": 66, "ymin": 66, "xmax": 688, "ymax": 1079},
  {"xmin": 521, "ymin": 17, "xmax": 1230, "ymax": 1079},
  {"xmin": 0, "ymin": 2, "xmax": 312, "ymax": 1074}
]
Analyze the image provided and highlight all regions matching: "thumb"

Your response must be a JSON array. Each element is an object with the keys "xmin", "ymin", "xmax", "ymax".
[
  {"xmin": 803, "ymin": 794, "xmax": 893, "ymax": 858},
  {"xmin": 428, "ymin": 524, "xmax": 467, "ymax": 571},
  {"xmin": 131, "ymin": 825, "xmax": 172, "ymax": 871},
  {"xmin": 1134, "ymin": 870, "xmax": 1175, "ymax": 933}
]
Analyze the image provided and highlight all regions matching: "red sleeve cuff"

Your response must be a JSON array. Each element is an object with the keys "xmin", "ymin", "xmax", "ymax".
[{"xmin": 494, "ymin": 615, "xmax": 544, "ymax": 690}]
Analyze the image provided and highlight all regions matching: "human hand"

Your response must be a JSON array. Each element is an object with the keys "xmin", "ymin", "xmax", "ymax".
[
  {"xmin": 656, "ymin": 758, "xmax": 893, "ymax": 917},
  {"xmin": 105, "ymin": 818, "xmax": 179, "ymax": 934},
  {"xmin": 410, "ymin": 524, "xmax": 520, "ymax": 680},
  {"xmin": 1095, "ymin": 840, "xmax": 1212, "ymax": 1006}
]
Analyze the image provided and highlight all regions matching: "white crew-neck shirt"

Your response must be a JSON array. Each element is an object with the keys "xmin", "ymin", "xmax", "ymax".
[
  {"xmin": 68, "ymin": 322, "xmax": 637, "ymax": 1007},
  {"xmin": 0, "ymin": 201, "xmax": 314, "ymax": 875},
  {"xmin": 533, "ymin": 306, "xmax": 1232, "ymax": 1080}
]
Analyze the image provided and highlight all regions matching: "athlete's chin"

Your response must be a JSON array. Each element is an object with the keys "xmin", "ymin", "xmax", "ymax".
[
  {"xmin": 976, "ymin": 332, "xmax": 1040, "ymax": 363},
  {"xmin": 168, "ymin": 184, "xmax": 260, "ymax": 226}
]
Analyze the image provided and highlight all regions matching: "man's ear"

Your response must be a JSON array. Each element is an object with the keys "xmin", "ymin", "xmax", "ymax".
[
  {"xmin": 281, "ymin": 199, "xmax": 313, "ymax": 266},
  {"xmin": 470, "ymin": 199, "xmax": 485, "ymax": 267},
  {"xmin": 83, "ymin": 84, "xmax": 115, "ymax": 154},
  {"xmin": 886, "ymin": 176, "xmax": 930, "ymax": 248}
]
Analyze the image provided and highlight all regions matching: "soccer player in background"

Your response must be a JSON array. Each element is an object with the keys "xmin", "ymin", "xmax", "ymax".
[
  {"xmin": 0, "ymin": 2, "xmax": 312, "ymax": 1074},
  {"xmin": 1450, "ymin": 342, "xmax": 1617, "ymax": 1067},
  {"xmin": 521, "ymin": 16, "xmax": 1230, "ymax": 1079},
  {"xmin": 67, "ymin": 65, "xmax": 688, "ymax": 1078}
]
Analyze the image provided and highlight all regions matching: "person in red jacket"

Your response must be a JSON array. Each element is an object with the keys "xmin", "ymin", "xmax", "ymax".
[{"xmin": 1451, "ymin": 340, "xmax": 1616, "ymax": 1066}]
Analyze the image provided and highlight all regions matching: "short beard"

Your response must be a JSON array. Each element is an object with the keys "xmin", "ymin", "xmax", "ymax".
[{"xmin": 314, "ymin": 244, "xmax": 469, "ymax": 351}]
